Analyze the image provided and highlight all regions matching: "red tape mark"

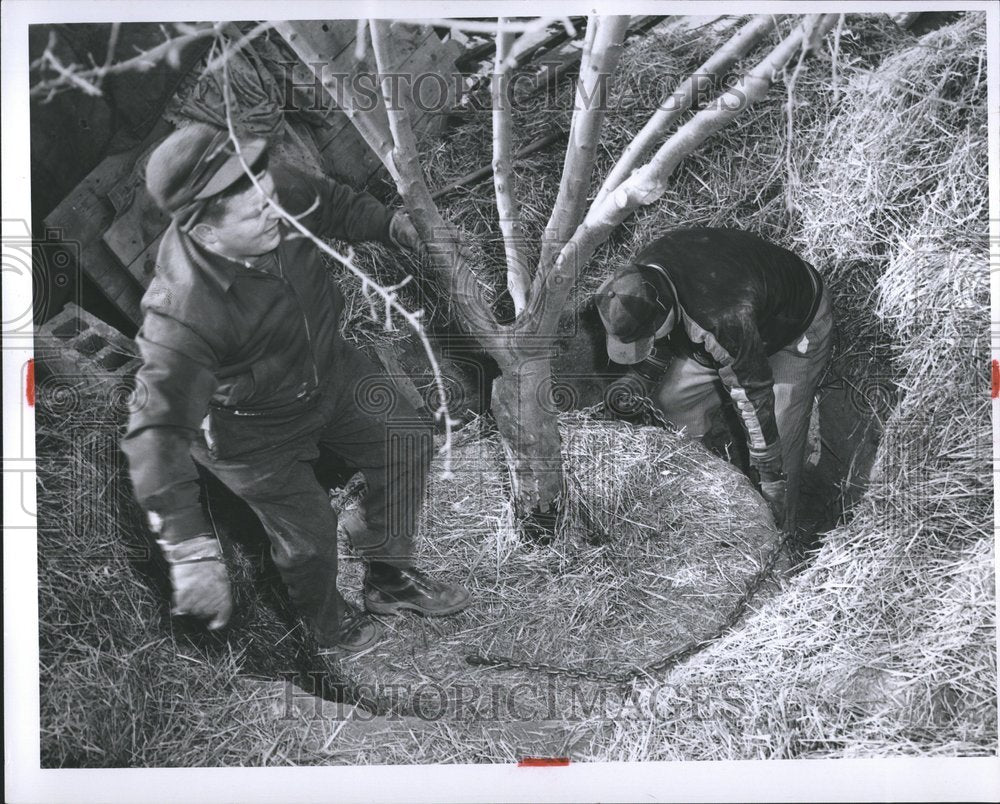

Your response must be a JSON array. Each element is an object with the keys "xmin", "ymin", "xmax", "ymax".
[
  {"xmin": 992, "ymin": 359, "xmax": 999, "ymax": 400},
  {"xmin": 518, "ymin": 757, "xmax": 570, "ymax": 767},
  {"xmin": 25, "ymin": 358, "xmax": 35, "ymax": 407}
]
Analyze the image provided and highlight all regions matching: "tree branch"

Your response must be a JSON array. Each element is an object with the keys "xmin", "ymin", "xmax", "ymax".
[
  {"xmin": 397, "ymin": 17, "xmax": 577, "ymax": 36},
  {"xmin": 30, "ymin": 23, "xmax": 218, "ymax": 100},
  {"xmin": 527, "ymin": 13, "xmax": 840, "ymax": 333},
  {"xmin": 272, "ymin": 21, "xmax": 397, "ymax": 176},
  {"xmin": 591, "ymin": 14, "xmax": 779, "ymax": 210},
  {"xmin": 368, "ymin": 18, "xmax": 502, "ymax": 337},
  {"xmin": 534, "ymin": 15, "xmax": 630, "ymax": 279},
  {"xmin": 492, "ymin": 19, "xmax": 531, "ymax": 316}
]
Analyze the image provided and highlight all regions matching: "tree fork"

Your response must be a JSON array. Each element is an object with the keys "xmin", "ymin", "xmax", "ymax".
[
  {"xmin": 531, "ymin": 13, "xmax": 840, "ymax": 334},
  {"xmin": 369, "ymin": 19, "xmax": 567, "ymax": 521}
]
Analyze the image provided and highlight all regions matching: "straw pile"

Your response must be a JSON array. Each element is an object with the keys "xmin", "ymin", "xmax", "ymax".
[
  {"xmin": 587, "ymin": 12, "xmax": 994, "ymax": 759},
  {"xmin": 35, "ymin": 377, "xmax": 321, "ymax": 767},
  {"xmin": 35, "ymin": 373, "xmax": 778, "ymax": 764}
]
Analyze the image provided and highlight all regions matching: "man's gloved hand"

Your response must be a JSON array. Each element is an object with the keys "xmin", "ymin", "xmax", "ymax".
[
  {"xmin": 606, "ymin": 372, "xmax": 656, "ymax": 418},
  {"xmin": 161, "ymin": 535, "xmax": 233, "ymax": 630},
  {"xmin": 759, "ymin": 476, "xmax": 788, "ymax": 532},
  {"xmin": 388, "ymin": 210, "xmax": 423, "ymax": 254}
]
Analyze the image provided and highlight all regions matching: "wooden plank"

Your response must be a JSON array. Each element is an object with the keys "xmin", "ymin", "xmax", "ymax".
[
  {"xmin": 101, "ymin": 149, "xmax": 172, "ymax": 287},
  {"xmin": 277, "ymin": 21, "xmax": 463, "ymax": 188},
  {"xmin": 44, "ymin": 121, "xmax": 171, "ymax": 324}
]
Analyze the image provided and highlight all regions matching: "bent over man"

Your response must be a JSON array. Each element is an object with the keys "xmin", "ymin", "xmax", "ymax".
[
  {"xmin": 598, "ymin": 228, "xmax": 833, "ymax": 533},
  {"xmin": 122, "ymin": 122, "xmax": 469, "ymax": 655}
]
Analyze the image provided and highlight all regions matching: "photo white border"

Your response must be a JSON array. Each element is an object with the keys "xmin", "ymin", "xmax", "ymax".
[{"xmin": 4, "ymin": 1, "xmax": 999, "ymax": 801}]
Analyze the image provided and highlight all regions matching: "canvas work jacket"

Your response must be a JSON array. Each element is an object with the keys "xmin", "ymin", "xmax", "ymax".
[
  {"xmin": 121, "ymin": 165, "xmax": 396, "ymax": 543},
  {"xmin": 635, "ymin": 228, "xmax": 823, "ymax": 475}
]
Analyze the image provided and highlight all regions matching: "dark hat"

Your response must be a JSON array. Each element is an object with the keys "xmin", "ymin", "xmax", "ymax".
[
  {"xmin": 595, "ymin": 264, "xmax": 675, "ymax": 364},
  {"xmin": 145, "ymin": 122, "xmax": 268, "ymax": 224}
]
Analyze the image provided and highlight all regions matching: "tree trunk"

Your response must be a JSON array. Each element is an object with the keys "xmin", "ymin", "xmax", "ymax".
[{"xmin": 490, "ymin": 348, "xmax": 565, "ymax": 529}]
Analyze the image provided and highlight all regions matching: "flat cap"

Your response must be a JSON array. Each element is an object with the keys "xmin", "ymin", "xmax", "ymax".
[{"xmin": 145, "ymin": 122, "xmax": 268, "ymax": 221}]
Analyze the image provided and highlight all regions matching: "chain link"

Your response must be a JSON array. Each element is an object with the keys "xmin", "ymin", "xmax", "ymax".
[{"xmin": 464, "ymin": 394, "xmax": 792, "ymax": 687}]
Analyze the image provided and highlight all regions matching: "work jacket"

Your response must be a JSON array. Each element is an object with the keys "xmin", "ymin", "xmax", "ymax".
[
  {"xmin": 635, "ymin": 228, "xmax": 822, "ymax": 474},
  {"xmin": 121, "ymin": 165, "xmax": 395, "ymax": 543}
]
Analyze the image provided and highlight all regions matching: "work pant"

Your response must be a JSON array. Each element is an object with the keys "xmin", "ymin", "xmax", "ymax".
[
  {"xmin": 654, "ymin": 291, "xmax": 833, "ymax": 532},
  {"xmin": 191, "ymin": 340, "xmax": 434, "ymax": 640}
]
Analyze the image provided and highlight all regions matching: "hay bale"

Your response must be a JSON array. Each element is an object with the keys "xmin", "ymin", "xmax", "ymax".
[{"xmin": 332, "ymin": 413, "xmax": 779, "ymax": 720}]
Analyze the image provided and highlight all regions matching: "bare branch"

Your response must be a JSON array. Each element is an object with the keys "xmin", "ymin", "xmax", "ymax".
[
  {"xmin": 528, "ymin": 13, "xmax": 840, "ymax": 333},
  {"xmin": 368, "ymin": 18, "xmax": 502, "ymax": 337},
  {"xmin": 30, "ymin": 23, "xmax": 217, "ymax": 99},
  {"xmin": 492, "ymin": 18, "xmax": 531, "ymax": 316},
  {"xmin": 216, "ymin": 36, "xmax": 461, "ymax": 475},
  {"xmin": 592, "ymin": 14, "xmax": 779, "ymax": 210},
  {"xmin": 534, "ymin": 15, "xmax": 630, "ymax": 278},
  {"xmin": 355, "ymin": 19, "xmax": 368, "ymax": 59},
  {"xmin": 273, "ymin": 22, "xmax": 396, "ymax": 173},
  {"xmin": 97, "ymin": 22, "xmax": 121, "ymax": 85}
]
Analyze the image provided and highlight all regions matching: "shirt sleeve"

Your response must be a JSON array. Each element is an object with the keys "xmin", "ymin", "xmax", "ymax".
[
  {"xmin": 688, "ymin": 313, "xmax": 783, "ymax": 477},
  {"xmin": 276, "ymin": 165, "xmax": 395, "ymax": 245},
  {"xmin": 120, "ymin": 311, "xmax": 221, "ymax": 544}
]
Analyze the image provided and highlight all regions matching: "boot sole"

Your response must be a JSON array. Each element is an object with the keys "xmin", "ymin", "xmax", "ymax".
[
  {"xmin": 364, "ymin": 593, "xmax": 470, "ymax": 617},
  {"xmin": 317, "ymin": 621, "xmax": 384, "ymax": 655}
]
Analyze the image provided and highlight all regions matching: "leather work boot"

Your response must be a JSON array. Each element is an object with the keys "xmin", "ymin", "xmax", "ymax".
[
  {"xmin": 315, "ymin": 599, "xmax": 384, "ymax": 655},
  {"xmin": 363, "ymin": 565, "xmax": 471, "ymax": 617}
]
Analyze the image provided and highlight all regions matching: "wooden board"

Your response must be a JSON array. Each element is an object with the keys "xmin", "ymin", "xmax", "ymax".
[
  {"xmin": 43, "ymin": 121, "xmax": 173, "ymax": 323},
  {"xmin": 276, "ymin": 20, "xmax": 462, "ymax": 188},
  {"xmin": 101, "ymin": 145, "xmax": 172, "ymax": 288}
]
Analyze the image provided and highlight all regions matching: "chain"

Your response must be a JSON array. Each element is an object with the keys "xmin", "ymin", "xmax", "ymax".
[
  {"xmin": 634, "ymin": 393, "xmax": 676, "ymax": 430},
  {"xmin": 466, "ymin": 527, "xmax": 791, "ymax": 685},
  {"xmin": 464, "ymin": 393, "xmax": 793, "ymax": 687},
  {"xmin": 465, "ymin": 654, "xmax": 635, "ymax": 685}
]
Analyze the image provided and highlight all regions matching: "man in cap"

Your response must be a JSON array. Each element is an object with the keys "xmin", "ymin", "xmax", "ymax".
[
  {"xmin": 598, "ymin": 228, "xmax": 833, "ymax": 534},
  {"xmin": 122, "ymin": 122, "xmax": 469, "ymax": 655}
]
